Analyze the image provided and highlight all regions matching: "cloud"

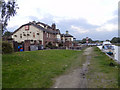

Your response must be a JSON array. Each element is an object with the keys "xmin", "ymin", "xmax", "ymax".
[
  {"xmin": 96, "ymin": 24, "xmax": 117, "ymax": 32},
  {"xmin": 7, "ymin": 0, "xmax": 119, "ymax": 29},
  {"xmin": 6, "ymin": 0, "xmax": 119, "ymax": 40},
  {"xmin": 71, "ymin": 25, "xmax": 89, "ymax": 34}
]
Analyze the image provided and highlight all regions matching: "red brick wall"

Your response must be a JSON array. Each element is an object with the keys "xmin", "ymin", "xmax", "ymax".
[
  {"xmin": 43, "ymin": 31, "xmax": 57, "ymax": 47},
  {"xmin": 64, "ymin": 41, "xmax": 73, "ymax": 48}
]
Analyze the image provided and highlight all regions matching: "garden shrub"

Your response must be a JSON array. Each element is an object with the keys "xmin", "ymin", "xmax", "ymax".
[{"xmin": 2, "ymin": 42, "xmax": 13, "ymax": 54}]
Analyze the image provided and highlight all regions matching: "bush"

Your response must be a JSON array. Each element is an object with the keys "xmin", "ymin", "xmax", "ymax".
[{"xmin": 2, "ymin": 42, "xmax": 13, "ymax": 54}]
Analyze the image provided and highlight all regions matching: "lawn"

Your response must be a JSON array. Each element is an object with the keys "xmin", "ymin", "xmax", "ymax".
[
  {"xmin": 2, "ymin": 49, "xmax": 84, "ymax": 88},
  {"xmin": 86, "ymin": 47, "xmax": 118, "ymax": 88}
]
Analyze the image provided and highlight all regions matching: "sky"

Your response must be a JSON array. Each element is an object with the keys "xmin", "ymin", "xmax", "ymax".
[{"xmin": 7, "ymin": 0, "xmax": 119, "ymax": 40}]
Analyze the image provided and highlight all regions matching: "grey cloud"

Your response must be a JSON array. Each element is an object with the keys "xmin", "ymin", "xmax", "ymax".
[
  {"xmin": 10, "ymin": 11, "xmax": 118, "ymax": 40},
  {"xmin": 28, "ymin": 14, "xmax": 55, "ymax": 26},
  {"xmin": 57, "ymin": 18, "xmax": 99, "ymax": 33}
]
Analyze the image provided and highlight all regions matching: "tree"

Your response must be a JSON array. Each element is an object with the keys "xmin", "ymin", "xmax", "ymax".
[
  {"xmin": 88, "ymin": 38, "xmax": 92, "ymax": 43},
  {"xmin": 1, "ymin": 0, "xmax": 18, "ymax": 34},
  {"xmin": 81, "ymin": 38, "xmax": 93, "ymax": 44},
  {"xmin": 81, "ymin": 38, "xmax": 86, "ymax": 44},
  {"xmin": 111, "ymin": 37, "xmax": 120, "ymax": 43},
  {"xmin": 106, "ymin": 39, "xmax": 110, "ymax": 41},
  {"xmin": 3, "ymin": 31, "xmax": 12, "ymax": 37}
]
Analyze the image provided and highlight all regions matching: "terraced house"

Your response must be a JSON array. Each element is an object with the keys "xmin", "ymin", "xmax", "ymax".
[{"xmin": 12, "ymin": 21, "xmax": 75, "ymax": 51}]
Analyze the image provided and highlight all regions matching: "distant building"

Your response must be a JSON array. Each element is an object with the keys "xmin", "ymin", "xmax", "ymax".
[{"xmin": 61, "ymin": 31, "xmax": 74, "ymax": 48}]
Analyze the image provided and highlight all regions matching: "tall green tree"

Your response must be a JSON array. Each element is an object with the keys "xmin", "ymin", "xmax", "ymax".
[
  {"xmin": 81, "ymin": 38, "xmax": 93, "ymax": 44},
  {"xmin": 111, "ymin": 37, "xmax": 120, "ymax": 43},
  {"xmin": 1, "ymin": 0, "xmax": 18, "ymax": 34},
  {"xmin": 3, "ymin": 31, "xmax": 12, "ymax": 37}
]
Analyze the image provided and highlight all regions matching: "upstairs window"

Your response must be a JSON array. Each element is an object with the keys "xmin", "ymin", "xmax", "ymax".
[
  {"xmin": 20, "ymin": 34, "xmax": 22, "ymax": 38},
  {"xmin": 25, "ymin": 25, "xmax": 29, "ymax": 30},
  {"xmin": 23, "ymin": 34, "xmax": 26, "ymax": 36},
  {"xmin": 33, "ymin": 32, "xmax": 35, "ymax": 38},
  {"xmin": 14, "ymin": 35, "xmax": 17, "ymax": 37},
  {"xmin": 37, "ymin": 33, "xmax": 39, "ymax": 35},
  {"xmin": 27, "ymin": 34, "xmax": 30, "ymax": 36}
]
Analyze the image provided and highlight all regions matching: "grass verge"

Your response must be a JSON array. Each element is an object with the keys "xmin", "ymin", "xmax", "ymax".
[
  {"xmin": 2, "ymin": 49, "xmax": 84, "ymax": 88},
  {"xmin": 86, "ymin": 47, "xmax": 118, "ymax": 88}
]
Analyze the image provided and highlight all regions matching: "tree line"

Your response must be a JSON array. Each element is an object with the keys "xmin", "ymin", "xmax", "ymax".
[{"xmin": 76, "ymin": 37, "xmax": 120, "ymax": 44}]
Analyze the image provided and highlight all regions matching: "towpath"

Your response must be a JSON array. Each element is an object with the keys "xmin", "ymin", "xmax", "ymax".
[{"xmin": 52, "ymin": 47, "xmax": 93, "ymax": 88}]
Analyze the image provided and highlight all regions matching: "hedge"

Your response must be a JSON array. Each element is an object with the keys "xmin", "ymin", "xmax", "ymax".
[{"xmin": 2, "ymin": 42, "xmax": 13, "ymax": 54}]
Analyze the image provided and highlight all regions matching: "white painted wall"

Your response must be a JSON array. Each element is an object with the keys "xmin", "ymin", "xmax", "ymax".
[
  {"xmin": 57, "ymin": 34, "xmax": 61, "ymax": 40},
  {"xmin": 65, "ymin": 37, "xmax": 73, "ymax": 41},
  {"xmin": 12, "ymin": 25, "xmax": 43, "ymax": 44},
  {"xmin": 37, "ymin": 23, "xmax": 44, "ymax": 28}
]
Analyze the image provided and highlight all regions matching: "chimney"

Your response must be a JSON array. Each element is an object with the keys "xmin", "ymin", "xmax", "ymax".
[
  {"xmin": 52, "ymin": 23, "xmax": 56, "ymax": 30},
  {"xmin": 66, "ymin": 30, "xmax": 68, "ymax": 34},
  {"xmin": 32, "ymin": 21, "xmax": 36, "ymax": 24}
]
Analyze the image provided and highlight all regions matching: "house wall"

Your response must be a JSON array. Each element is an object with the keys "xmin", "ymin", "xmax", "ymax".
[
  {"xmin": 43, "ymin": 31, "xmax": 57, "ymax": 47},
  {"xmin": 57, "ymin": 34, "xmax": 61, "ymax": 40},
  {"xmin": 64, "ymin": 41, "xmax": 73, "ymax": 48},
  {"xmin": 61, "ymin": 36, "xmax": 65, "ymax": 43},
  {"xmin": 12, "ymin": 25, "xmax": 43, "ymax": 45},
  {"xmin": 12, "ymin": 22, "xmax": 75, "ymax": 49},
  {"xmin": 65, "ymin": 37, "xmax": 73, "ymax": 42}
]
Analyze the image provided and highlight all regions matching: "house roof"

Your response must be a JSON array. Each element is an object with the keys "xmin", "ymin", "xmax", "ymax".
[
  {"xmin": 12, "ymin": 23, "xmax": 31, "ymax": 35},
  {"xmin": 12, "ymin": 22, "xmax": 60, "ymax": 35},
  {"xmin": 61, "ymin": 33, "xmax": 73, "ymax": 37},
  {"xmin": 64, "ymin": 34, "xmax": 73, "ymax": 37}
]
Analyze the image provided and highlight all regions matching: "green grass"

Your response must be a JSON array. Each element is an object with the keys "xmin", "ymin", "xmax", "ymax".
[
  {"xmin": 86, "ymin": 47, "xmax": 118, "ymax": 88},
  {"xmin": 2, "ymin": 49, "xmax": 84, "ymax": 88}
]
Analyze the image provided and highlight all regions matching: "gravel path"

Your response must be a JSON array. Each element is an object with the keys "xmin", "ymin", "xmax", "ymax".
[{"xmin": 52, "ymin": 47, "xmax": 93, "ymax": 88}]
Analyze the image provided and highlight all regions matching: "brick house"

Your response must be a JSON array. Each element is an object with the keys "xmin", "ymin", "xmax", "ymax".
[
  {"xmin": 12, "ymin": 21, "xmax": 61, "ymax": 49},
  {"xmin": 12, "ymin": 21, "xmax": 76, "ymax": 50}
]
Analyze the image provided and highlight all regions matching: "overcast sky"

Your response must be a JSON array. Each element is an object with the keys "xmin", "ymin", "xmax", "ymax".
[{"xmin": 7, "ymin": 0, "xmax": 119, "ymax": 40}]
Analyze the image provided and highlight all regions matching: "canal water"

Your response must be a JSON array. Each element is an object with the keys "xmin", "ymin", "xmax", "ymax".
[
  {"xmin": 97, "ymin": 45, "xmax": 119, "ymax": 61},
  {"xmin": 113, "ymin": 45, "xmax": 120, "ymax": 61}
]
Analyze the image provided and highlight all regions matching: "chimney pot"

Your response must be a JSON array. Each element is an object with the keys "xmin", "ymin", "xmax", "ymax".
[
  {"xmin": 66, "ymin": 30, "xmax": 68, "ymax": 34},
  {"xmin": 52, "ymin": 23, "xmax": 56, "ymax": 30}
]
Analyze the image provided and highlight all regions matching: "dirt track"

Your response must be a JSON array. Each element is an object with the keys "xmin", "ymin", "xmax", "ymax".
[{"xmin": 52, "ymin": 47, "xmax": 93, "ymax": 88}]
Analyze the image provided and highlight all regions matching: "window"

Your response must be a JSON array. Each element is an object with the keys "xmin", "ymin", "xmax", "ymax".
[
  {"xmin": 14, "ymin": 35, "xmax": 17, "ymax": 37},
  {"xmin": 31, "ymin": 40, "xmax": 33, "ymax": 42},
  {"xmin": 47, "ymin": 33, "xmax": 48, "ymax": 38},
  {"xmin": 20, "ymin": 34, "xmax": 22, "ymax": 38},
  {"xmin": 33, "ymin": 32, "xmax": 35, "ymax": 38},
  {"xmin": 25, "ymin": 25, "xmax": 29, "ymax": 30},
  {"xmin": 37, "ymin": 33, "xmax": 39, "ymax": 35},
  {"xmin": 27, "ymin": 34, "xmax": 30, "ymax": 36},
  {"xmin": 23, "ymin": 34, "xmax": 26, "ymax": 36}
]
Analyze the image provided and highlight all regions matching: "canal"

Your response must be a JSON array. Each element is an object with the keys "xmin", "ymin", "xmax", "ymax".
[
  {"xmin": 113, "ymin": 45, "xmax": 120, "ymax": 61},
  {"xmin": 97, "ymin": 45, "xmax": 120, "ymax": 62}
]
